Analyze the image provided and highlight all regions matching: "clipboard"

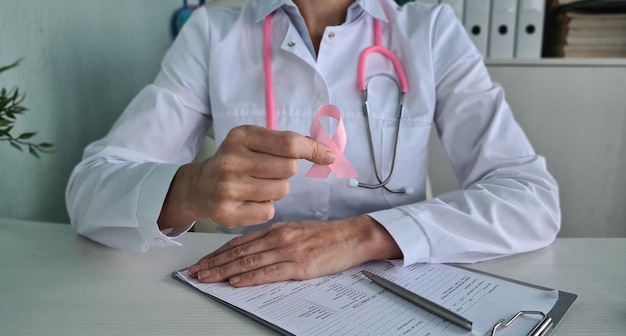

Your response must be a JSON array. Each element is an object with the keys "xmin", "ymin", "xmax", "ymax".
[
  {"xmin": 452, "ymin": 265, "xmax": 577, "ymax": 336},
  {"xmin": 172, "ymin": 262, "xmax": 577, "ymax": 336}
]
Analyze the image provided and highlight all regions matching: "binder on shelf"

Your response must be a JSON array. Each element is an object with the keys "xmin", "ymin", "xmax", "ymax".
[
  {"xmin": 464, "ymin": 0, "xmax": 492, "ymax": 57},
  {"xmin": 440, "ymin": 0, "xmax": 465, "ymax": 21},
  {"xmin": 488, "ymin": 0, "xmax": 519, "ymax": 59},
  {"xmin": 515, "ymin": 0, "xmax": 546, "ymax": 58}
]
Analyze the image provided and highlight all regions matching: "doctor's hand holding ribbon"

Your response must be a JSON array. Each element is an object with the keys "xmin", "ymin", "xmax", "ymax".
[
  {"xmin": 158, "ymin": 125, "xmax": 337, "ymax": 229},
  {"xmin": 66, "ymin": 0, "xmax": 560, "ymax": 288}
]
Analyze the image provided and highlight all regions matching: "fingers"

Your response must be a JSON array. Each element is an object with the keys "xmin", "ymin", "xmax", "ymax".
[
  {"xmin": 194, "ymin": 249, "xmax": 289, "ymax": 284},
  {"xmin": 214, "ymin": 150, "xmax": 297, "ymax": 180},
  {"xmin": 228, "ymin": 262, "xmax": 296, "ymax": 287},
  {"xmin": 189, "ymin": 225, "xmax": 276, "ymax": 276},
  {"xmin": 188, "ymin": 225, "xmax": 302, "ymax": 285},
  {"xmin": 229, "ymin": 126, "xmax": 336, "ymax": 165},
  {"xmin": 215, "ymin": 175, "xmax": 290, "ymax": 203},
  {"xmin": 192, "ymin": 250, "xmax": 302, "ymax": 287}
]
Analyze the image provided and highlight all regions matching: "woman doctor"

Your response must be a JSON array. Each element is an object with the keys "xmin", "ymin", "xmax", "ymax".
[{"xmin": 66, "ymin": 0, "xmax": 560, "ymax": 287}]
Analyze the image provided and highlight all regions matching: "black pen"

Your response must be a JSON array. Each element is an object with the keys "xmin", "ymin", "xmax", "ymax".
[{"xmin": 361, "ymin": 270, "xmax": 473, "ymax": 331}]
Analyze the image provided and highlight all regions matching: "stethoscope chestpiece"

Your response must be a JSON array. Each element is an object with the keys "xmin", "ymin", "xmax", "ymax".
[
  {"xmin": 401, "ymin": 186, "xmax": 415, "ymax": 195},
  {"xmin": 348, "ymin": 178, "xmax": 360, "ymax": 188}
]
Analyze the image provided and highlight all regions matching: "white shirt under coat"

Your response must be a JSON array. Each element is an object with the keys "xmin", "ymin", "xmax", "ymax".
[{"xmin": 66, "ymin": 0, "xmax": 561, "ymax": 265}]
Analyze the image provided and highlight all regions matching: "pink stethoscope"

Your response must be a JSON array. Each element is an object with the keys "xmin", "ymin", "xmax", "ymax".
[{"xmin": 263, "ymin": 13, "xmax": 413, "ymax": 194}]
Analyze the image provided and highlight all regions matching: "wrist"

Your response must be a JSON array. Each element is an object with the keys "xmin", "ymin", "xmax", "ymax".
[
  {"xmin": 158, "ymin": 162, "xmax": 202, "ymax": 230},
  {"xmin": 350, "ymin": 215, "xmax": 403, "ymax": 261}
]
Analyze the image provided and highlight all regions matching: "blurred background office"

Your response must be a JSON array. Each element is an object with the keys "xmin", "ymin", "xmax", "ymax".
[{"xmin": 1, "ymin": 0, "xmax": 624, "ymax": 237}]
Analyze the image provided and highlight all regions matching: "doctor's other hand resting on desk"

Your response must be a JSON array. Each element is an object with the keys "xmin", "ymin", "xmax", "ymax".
[{"xmin": 66, "ymin": 0, "xmax": 561, "ymax": 288}]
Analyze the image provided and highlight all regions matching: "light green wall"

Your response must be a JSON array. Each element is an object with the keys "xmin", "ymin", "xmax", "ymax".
[{"xmin": 0, "ymin": 0, "xmax": 180, "ymax": 223}]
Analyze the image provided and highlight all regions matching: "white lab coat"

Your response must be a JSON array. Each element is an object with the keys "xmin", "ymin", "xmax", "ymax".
[{"xmin": 66, "ymin": 0, "xmax": 560, "ymax": 265}]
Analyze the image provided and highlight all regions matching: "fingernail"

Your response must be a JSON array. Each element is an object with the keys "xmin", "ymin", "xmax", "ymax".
[
  {"xmin": 322, "ymin": 150, "xmax": 335, "ymax": 164},
  {"xmin": 198, "ymin": 270, "xmax": 210, "ymax": 280},
  {"xmin": 188, "ymin": 265, "xmax": 198, "ymax": 274},
  {"xmin": 230, "ymin": 276, "xmax": 240, "ymax": 285}
]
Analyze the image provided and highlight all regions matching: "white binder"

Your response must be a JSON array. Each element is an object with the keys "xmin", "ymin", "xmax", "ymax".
[
  {"xmin": 488, "ymin": 0, "xmax": 518, "ymax": 59},
  {"xmin": 514, "ymin": 0, "xmax": 545, "ymax": 58},
  {"xmin": 463, "ymin": 0, "xmax": 491, "ymax": 58},
  {"xmin": 439, "ymin": 0, "xmax": 465, "ymax": 21}
]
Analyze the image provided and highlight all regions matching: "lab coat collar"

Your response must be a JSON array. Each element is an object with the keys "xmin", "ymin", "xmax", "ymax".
[
  {"xmin": 252, "ymin": 0, "xmax": 388, "ymax": 24},
  {"xmin": 359, "ymin": 0, "xmax": 388, "ymax": 23},
  {"xmin": 253, "ymin": 0, "xmax": 286, "ymax": 22}
]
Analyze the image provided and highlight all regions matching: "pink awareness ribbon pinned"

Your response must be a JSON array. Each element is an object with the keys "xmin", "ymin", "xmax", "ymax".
[{"xmin": 305, "ymin": 104, "xmax": 358, "ymax": 179}]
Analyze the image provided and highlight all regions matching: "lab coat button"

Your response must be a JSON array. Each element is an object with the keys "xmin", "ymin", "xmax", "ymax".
[
  {"xmin": 328, "ymin": 32, "xmax": 335, "ymax": 40},
  {"xmin": 317, "ymin": 92, "xmax": 326, "ymax": 100},
  {"xmin": 287, "ymin": 41, "xmax": 295, "ymax": 48},
  {"xmin": 314, "ymin": 211, "xmax": 323, "ymax": 219}
]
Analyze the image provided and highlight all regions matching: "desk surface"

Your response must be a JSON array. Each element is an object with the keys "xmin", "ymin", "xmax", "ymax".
[{"xmin": 1, "ymin": 218, "xmax": 624, "ymax": 336}]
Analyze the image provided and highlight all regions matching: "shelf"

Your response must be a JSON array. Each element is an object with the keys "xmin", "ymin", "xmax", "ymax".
[{"xmin": 485, "ymin": 58, "xmax": 626, "ymax": 67}]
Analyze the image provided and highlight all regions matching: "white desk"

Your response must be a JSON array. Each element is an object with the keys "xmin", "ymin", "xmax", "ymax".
[{"xmin": 1, "ymin": 218, "xmax": 624, "ymax": 335}]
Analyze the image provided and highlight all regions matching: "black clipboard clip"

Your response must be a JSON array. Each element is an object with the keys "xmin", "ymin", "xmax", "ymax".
[{"xmin": 491, "ymin": 311, "xmax": 553, "ymax": 336}]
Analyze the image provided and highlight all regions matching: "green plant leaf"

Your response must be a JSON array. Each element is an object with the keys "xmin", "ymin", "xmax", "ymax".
[
  {"xmin": 9, "ymin": 141, "xmax": 22, "ymax": 151},
  {"xmin": 18, "ymin": 132, "xmax": 36, "ymax": 140},
  {"xmin": 2, "ymin": 58, "xmax": 55, "ymax": 157},
  {"xmin": 28, "ymin": 146, "xmax": 40, "ymax": 158},
  {"xmin": 0, "ymin": 59, "xmax": 22, "ymax": 74},
  {"xmin": 10, "ymin": 89, "xmax": 19, "ymax": 102},
  {"xmin": 11, "ymin": 106, "xmax": 27, "ymax": 114}
]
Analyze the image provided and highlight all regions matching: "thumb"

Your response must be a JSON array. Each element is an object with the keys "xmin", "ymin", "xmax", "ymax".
[{"xmin": 305, "ymin": 138, "xmax": 336, "ymax": 165}]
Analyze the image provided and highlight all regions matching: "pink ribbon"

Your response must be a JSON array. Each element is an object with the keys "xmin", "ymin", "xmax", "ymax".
[{"xmin": 305, "ymin": 105, "xmax": 358, "ymax": 179}]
